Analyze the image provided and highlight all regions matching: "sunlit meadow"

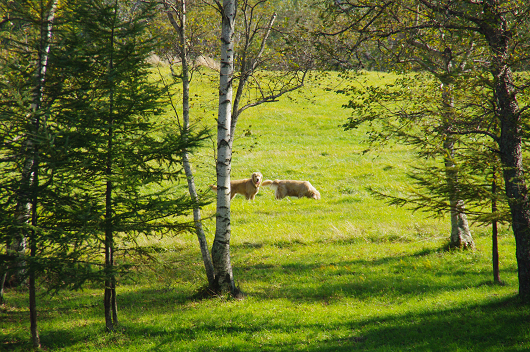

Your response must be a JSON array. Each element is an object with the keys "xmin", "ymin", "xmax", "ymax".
[{"xmin": 2, "ymin": 70, "xmax": 528, "ymax": 352}]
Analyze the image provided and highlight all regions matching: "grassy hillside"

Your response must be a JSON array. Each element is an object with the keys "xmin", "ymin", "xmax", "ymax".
[{"xmin": 2, "ymin": 70, "xmax": 529, "ymax": 351}]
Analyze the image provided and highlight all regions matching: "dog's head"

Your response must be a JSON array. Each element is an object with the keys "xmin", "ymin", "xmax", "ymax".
[
  {"xmin": 309, "ymin": 189, "xmax": 321, "ymax": 200},
  {"xmin": 251, "ymin": 172, "xmax": 263, "ymax": 187}
]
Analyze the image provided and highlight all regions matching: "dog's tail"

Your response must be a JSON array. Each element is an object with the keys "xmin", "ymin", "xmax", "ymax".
[
  {"xmin": 261, "ymin": 180, "xmax": 274, "ymax": 187},
  {"xmin": 209, "ymin": 184, "xmax": 218, "ymax": 192}
]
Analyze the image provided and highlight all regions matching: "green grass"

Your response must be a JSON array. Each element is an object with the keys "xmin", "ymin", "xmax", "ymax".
[{"xmin": 2, "ymin": 70, "xmax": 529, "ymax": 351}]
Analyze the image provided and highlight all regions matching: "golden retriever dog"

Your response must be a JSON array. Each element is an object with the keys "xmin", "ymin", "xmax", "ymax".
[
  {"xmin": 209, "ymin": 172, "xmax": 263, "ymax": 200},
  {"xmin": 262, "ymin": 179, "xmax": 321, "ymax": 200}
]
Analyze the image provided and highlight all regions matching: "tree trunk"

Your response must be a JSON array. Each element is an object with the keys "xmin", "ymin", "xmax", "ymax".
[
  {"xmin": 0, "ymin": 270, "xmax": 6, "ymax": 305},
  {"xmin": 104, "ymin": 3, "xmax": 118, "ymax": 330},
  {"xmin": 104, "ymin": 129, "xmax": 118, "ymax": 330},
  {"xmin": 29, "ymin": 227, "xmax": 40, "ymax": 349},
  {"xmin": 483, "ymin": 1, "xmax": 530, "ymax": 302},
  {"xmin": 440, "ymin": 81, "xmax": 474, "ymax": 249},
  {"xmin": 444, "ymin": 141, "xmax": 474, "ymax": 249},
  {"xmin": 165, "ymin": 0, "xmax": 216, "ymax": 290},
  {"xmin": 211, "ymin": 0, "xmax": 239, "ymax": 296},
  {"xmin": 444, "ymin": 136, "xmax": 473, "ymax": 249},
  {"xmin": 104, "ymin": 139, "xmax": 117, "ymax": 331},
  {"xmin": 29, "ymin": 266, "xmax": 40, "ymax": 349},
  {"xmin": 28, "ymin": 1, "xmax": 59, "ymax": 347},
  {"xmin": 29, "ymin": 125, "xmax": 41, "ymax": 348},
  {"xmin": 492, "ymin": 176, "xmax": 501, "ymax": 284},
  {"xmin": 499, "ymin": 110, "xmax": 530, "ymax": 300},
  {"xmin": 498, "ymin": 103, "xmax": 530, "ymax": 300}
]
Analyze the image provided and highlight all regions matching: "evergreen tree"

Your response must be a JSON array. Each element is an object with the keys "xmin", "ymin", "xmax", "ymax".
[
  {"xmin": 1, "ymin": 0, "xmax": 208, "ymax": 342},
  {"xmin": 0, "ymin": 0, "xmax": 60, "ymax": 346},
  {"xmin": 47, "ymin": 0, "xmax": 208, "ymax": 331}
]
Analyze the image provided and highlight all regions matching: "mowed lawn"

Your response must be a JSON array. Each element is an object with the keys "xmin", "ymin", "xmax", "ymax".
[{"xmin": 2, "ymin": 70, "xmax": 529, "ymax": 351}]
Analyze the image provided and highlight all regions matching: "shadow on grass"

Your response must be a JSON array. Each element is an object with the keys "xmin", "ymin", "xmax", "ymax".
[
  {"xmin": 235, "ymin": 247, "xmax": 507, "ymax": 303},
  {"xmin": 1, "ymin": 321, "xmax": 101, "ymax": 351},
  {"xmin": 34, "ymin": 296, "xmax": 524, "ymax": 352},
  {"xmin": 295, "ymin": 297, "xmax": 530, "ymax": 352},
  {"xmin": 1, "ymin": 244, "xmax": 523, "ymax": 352},
  {"xmin": 260, "ymin": 297, "xmax": 529, "ymax": 352},
  {"xmin": 4, "ymin": 277, "xmax": 527, "ymax": 351},
  {"xmin": 151, "ymin": 297, "xmax": 527, "ymax": 351}
]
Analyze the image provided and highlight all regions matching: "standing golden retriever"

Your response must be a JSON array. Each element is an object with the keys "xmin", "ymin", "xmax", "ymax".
[
  {"xmin": 209, "ymin": 172, "xmax": 263, "ymax": 200},
  {"xmin": 262, "ymin": 179, "xmax": 321, "ymax": 200}
]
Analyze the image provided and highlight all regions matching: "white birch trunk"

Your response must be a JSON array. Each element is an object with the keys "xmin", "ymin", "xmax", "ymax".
[
  {"xmin": 10, "ymin": 0, "xmax": 59, "ymax": 287},
  {"xmin": 29, "ymin": 0, "xmax": 59, "ymax": 347},
  {"xmin": 211, "ymin": 0, "xmax": 238, "ymax": 295}
]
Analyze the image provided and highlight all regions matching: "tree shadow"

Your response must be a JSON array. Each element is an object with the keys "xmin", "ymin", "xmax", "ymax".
[
  {"xmin": 2, "ymin": 244, "xmax": 523, "ymax": 351},
  {"xmin": 298, "ymin": 297, "xmax": 530, "ymax": 352},
  {"xmin": 235, "ymin": 247, "xmax": 506, "ymax": 304},
  {"xmin": 104, "ymin": 296, "xmax": 528, "ymax": 352}
]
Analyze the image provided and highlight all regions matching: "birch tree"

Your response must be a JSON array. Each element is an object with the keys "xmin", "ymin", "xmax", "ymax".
[
  {"xmin": 156, "ymin": 0, "xmax": 310, "ymax": 295},
  {"xmin": 210, "ymin": 0, "xmax": 239, "ymax": 295},
  {"xmin": 162, "ymin": 0, "xmax": 216, "ymax": 289},
  {"xmin": 0, "ymin": 0, "xmax": 59, "ymax": 346},
  {"xmin": 210, "ymin": 0, "xmax": 309, "ymax": 295},
  {"xmin": 29, "ymin": 0, "xmax": 58, "ymax": 346},
  {"xmin": 323, "ymin": 0, "xmax": 481, "ymax": 249},
  {"xmin": 29, "ymin": 1, "xmax": 58, "ymax": 345}
]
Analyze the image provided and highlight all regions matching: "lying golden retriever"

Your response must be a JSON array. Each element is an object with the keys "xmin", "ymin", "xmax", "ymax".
[
  {"xmin": 209, "ymin": 172, "xmax": 263, "ymax": 200},
  {"xmin": 262, "ymin": 179, "xmax": 321, "ymax": 200}
]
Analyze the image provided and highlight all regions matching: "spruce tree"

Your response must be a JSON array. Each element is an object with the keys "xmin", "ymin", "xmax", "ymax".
[
  {"xmin": 1, "ymin": 0, "xmax": 208, "ymax": 341},
  {"xmin": 47, "ymin": 0, "xmax": 208, "ymax": 331}
]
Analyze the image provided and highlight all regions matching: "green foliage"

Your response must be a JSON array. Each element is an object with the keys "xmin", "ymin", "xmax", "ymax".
[
  {"xmin": 0, "ymin": 0, "xmax": 210, "ymax": 293},
  {"xmin": 338, "ymin": 70, "xmax": 511, "ymax": 225},
  {"xmin": 45, "ymin": 0, "xmax": 211, "ymax": 288},
  {"xmin": 150, "ymin": 0, "xmax": 220, "ymax": 68}
]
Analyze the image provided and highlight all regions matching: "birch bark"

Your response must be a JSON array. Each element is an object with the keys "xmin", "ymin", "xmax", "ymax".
[
  {"xmin": 211, "ymin": 0, "xmax": 239, "ymax": 295},
  {"xmin": 28, "ymin": 0, "xmax": 59, "ymax": 347}
]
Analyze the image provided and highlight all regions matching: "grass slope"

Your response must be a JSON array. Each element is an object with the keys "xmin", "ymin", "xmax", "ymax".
[{"xmin": 1, "ymin": 71, "xmax": 529, "ymax": 351}]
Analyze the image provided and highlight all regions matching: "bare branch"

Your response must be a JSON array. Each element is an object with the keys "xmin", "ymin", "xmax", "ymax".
[{"xmin": 237, "ymin": 70, "xmax": 307, "ymax": 116}]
